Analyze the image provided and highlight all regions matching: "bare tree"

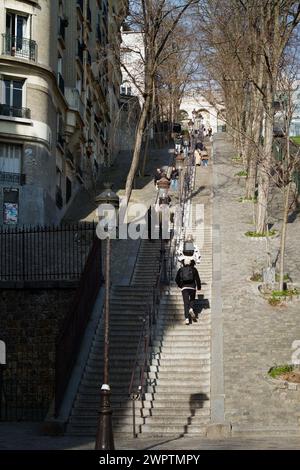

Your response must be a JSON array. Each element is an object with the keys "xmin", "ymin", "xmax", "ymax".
[{"xmin": 122, "ymin": 0, "xmax": 197, "ymax": 202}]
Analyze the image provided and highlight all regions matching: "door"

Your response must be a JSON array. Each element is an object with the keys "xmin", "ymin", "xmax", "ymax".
[{"xmin": 6, "ymin": 12, "xmax": 28, "ymax": 57}]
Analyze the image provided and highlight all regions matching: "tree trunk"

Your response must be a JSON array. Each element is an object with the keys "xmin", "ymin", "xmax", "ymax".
[
  {"xmin": 256, "ymin": 102, "xmax": 273, "ymax": 233},
  {"xmin": 125, "ymin": 93, "xmax": 152, "ymax": 202},
  {"xmin": 279, "ymin": 181, "xmax": 291, "ymax": 291},
  {"xmin": 245, "ymin": 158, "xmax": 257, "ymax": 200}
]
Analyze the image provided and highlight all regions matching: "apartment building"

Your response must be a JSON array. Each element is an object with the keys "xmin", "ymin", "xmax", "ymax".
[{"xmin": 0, "ymin": 0, "xmax": 127, "ymax": 225}]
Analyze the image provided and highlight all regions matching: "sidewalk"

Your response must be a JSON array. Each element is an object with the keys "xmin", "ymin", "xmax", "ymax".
[
  {"xmin": 213, "ymin": 133, "xmax": 300, "ymax": 436},
  {"xmin": 0, "ymin": 423, "xmax": 300, "ymax": 449}
]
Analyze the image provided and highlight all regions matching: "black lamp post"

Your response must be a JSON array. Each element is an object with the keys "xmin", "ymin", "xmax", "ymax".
[
  {"xmin": 175, "ymin": 153, "xmax": 185, "ymax": 228},
  {"xmin": 94, "ymin": 182, "xmax": 119, "ymax": 451}
]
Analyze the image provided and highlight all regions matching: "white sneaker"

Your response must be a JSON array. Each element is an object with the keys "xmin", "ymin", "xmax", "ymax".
[
  {"xmin": 185, "ymin": 318, "xmax": 189, "ymax": 325},
  {"xmin": 189, "ymin": 308, "xmax": 196, "ymax": 319}
]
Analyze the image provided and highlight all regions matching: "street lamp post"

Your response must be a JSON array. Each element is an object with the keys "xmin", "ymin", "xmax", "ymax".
[
  {"xmin": 95, "ymin": 183, "xmax": 120, "ymax": 451},
  {"xmin": 175, "ymin": 153, "xmax": 185, "ymax": 228}
]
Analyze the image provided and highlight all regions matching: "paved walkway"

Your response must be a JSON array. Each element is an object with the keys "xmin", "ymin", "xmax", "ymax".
[
  {"xmin": 213, "ymin": 133, "xmax": 300, "ymax": 436},
  {"xmin": 0, "ymin": 423, "xmax": 300, "ymax": 449}
]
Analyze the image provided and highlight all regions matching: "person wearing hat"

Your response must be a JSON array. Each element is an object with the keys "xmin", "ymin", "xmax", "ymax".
[{"xmin": 175, "ymin": 258, "xmax": 201, "ymax": 325}]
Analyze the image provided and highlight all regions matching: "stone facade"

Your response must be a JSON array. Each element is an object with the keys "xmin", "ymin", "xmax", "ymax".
[
  {"xmin": 0, "ymin": 0, "xmax": 128, "ymax": 226},
  {"xmin": 0, "ymin": 287, "xmax": 76, "ymax": 420}
]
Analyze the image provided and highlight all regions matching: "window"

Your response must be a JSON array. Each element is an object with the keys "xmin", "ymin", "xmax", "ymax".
[
  {"xmin": 6, "ymin": 11, "xmax": 29, "ymax": 41},
  {"xmin": 4, "ymin": 79, "xmax": 24, "ymax": 110},
  {"xmin": 0, "ymin": 143, "xmax": 21, "ymax": 174}
]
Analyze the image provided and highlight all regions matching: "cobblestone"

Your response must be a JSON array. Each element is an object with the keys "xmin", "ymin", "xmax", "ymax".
[{"xmin": 214, "ymin": 134, "xmax": 300, "ymax": 434}]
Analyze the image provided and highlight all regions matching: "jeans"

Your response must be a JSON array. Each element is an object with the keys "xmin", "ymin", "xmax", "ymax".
[
  {"xmin": 202, "ymin": 159, "xmax": 208, "ymax": 167},
  {"xmin": 171, "ymin": 179, "xmax": 178, "ymax": 191},
  {"xmin": 181, "ymin": 288, "xmax": 196, "ymax": 319}
]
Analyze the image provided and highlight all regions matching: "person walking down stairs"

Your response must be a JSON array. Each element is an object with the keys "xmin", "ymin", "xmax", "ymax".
[{"xmin": 175, "ymin": 259, "xmax": 201, "ymax": 325}]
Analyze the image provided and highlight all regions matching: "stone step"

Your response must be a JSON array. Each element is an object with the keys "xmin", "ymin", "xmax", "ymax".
[
  {"xmin": 140, "ymin": 424, "xmax": 207, "ymax": 435},
  {"xmin": 68, "ymin": 415, "xmax": 146, "ymax": 426}
]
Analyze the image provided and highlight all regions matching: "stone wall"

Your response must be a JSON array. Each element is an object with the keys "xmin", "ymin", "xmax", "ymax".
[{"xmin": 0, "ymin": 287, "xmax": 76, "ymax": 421}]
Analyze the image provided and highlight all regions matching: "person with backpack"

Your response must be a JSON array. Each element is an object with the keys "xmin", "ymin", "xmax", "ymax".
[{"xmin": 175, "ymin": 259, "xmax": 201, "ymax": 324}]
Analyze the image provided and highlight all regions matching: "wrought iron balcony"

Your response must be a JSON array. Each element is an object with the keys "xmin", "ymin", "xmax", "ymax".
[
  {"xmin": 2, "ymin": 34, "xmax": 37, "ymax": 61},
  {"xmin": 0, "ymin": 104, "xmax": 31, "ymax": 119},
  {"xmin": 0, "ymin": 171, "xmax": 26, "ymax": 185}
]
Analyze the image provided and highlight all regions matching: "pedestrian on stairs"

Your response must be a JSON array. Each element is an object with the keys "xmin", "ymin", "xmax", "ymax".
[{"xmin": 175, "ymin": 259, "xmax": 201, "ymax": 325}]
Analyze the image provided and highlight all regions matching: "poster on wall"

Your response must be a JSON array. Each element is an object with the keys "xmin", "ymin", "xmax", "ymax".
[
  {"xmin": 3, "ymin": 188, "xmax": 19, "ymax": 225},
  {"xmin": 3, "ymin": 203, "xmax": 18, "ymax": 224}
]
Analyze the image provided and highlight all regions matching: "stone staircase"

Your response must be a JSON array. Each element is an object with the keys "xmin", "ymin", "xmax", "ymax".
[
  {"xmin": 67, "ymin": 163, "xmax": 213, "ymax": 438},
  {"xmin": 66, "ymin": 239, "xmax": 162, "ymax": 435},
  {"xmin": 139, "ymin": 222, "xmax": 212, "ymax": 436}
]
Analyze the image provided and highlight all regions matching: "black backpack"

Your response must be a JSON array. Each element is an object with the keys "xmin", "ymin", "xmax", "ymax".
[{"xmin": 181, "ymin": 266, "xmax": 194, "ymax": 283}]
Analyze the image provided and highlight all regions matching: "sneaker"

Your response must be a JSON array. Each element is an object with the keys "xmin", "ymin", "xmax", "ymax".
[
  {"xmin": 185, "ymin": 318, "xmax": 190, "ymax": 325},
  {"xmin": 189, "ymin": 308, "xmax": 196, "ymax": 319}
]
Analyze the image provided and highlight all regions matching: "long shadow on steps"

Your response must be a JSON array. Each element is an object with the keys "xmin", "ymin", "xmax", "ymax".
[{"xmin": 183, "ymin": 392, "xmax": 210, "ymax": 435}]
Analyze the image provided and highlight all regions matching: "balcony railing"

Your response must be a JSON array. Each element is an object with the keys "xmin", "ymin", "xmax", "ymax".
[
  {"xmin": 0, "ymin": 171, "xmax": 26, "ymax": 185},
  {"xmin": 0, "ymin": 104, "xmax": 31, "ymax": 119},
  {"xmin": 2, "ymin": 34, "xmax": 37, "ymax": 62},
  {"xmin": 56, "ymin": 187, "xmax": 63, "ymax": 209},
  {"xmin": 57, "ymin": 72, "xmax": 65, "ymax": 95}
]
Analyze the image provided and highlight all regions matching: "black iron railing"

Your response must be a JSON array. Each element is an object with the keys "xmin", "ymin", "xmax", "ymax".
[
  {"xmin": 0, "ymin": 171, "xmax": 26, "ymax": 185},
  {"xmin": 55, "ymin": 238, "xmax": 103, "ymax": 416},
  {"xmin": 0, "ymin": 104, "xmax": 31, "ymax": 119},
  {"xmin": 2, "ymin": 34, "xmax": 37, "ymax": 61},
  {"xmin": 0, "ymin": 222, "xmax": 96, "ymax": 282}
]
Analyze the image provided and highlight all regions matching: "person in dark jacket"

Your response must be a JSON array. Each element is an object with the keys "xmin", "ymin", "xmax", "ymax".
[
  {"xmin": 175, "ymin": 259, "xmax": 201, "ymax": 324},
  {"xmin": 154, "ymin": 168, "xmax": 162, "ymax": 186}
]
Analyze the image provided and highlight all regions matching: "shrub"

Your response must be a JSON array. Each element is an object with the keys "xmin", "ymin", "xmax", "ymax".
[{"xmin": 268, "ymin": 364, "xmax": 294, "ymax": 378}]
